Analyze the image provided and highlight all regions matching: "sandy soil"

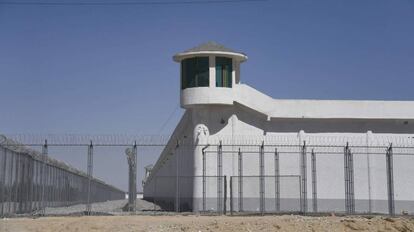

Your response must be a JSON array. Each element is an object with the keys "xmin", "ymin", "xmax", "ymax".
[{"xmin": 1, "ymin": 215, "xmax": 414, "ymax": 232}]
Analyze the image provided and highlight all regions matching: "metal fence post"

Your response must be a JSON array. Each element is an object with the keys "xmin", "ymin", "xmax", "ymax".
[
  {"xmin": 23, "ymin": 155, "xmax": 28, "ymax": 212},
  {"xmin": 217, "ymin": 141, "xmax": 223, "ymax": 214},
  {"xmin": 238, "ymin": 148, "xmax": 243, "ymax": 212},
  {"xmin": 16, "ymin": 153, "xmax": 21, "ymax": 214},
  {"xmin": 1, "ymin": 147, "xmax": 7, "ymax": 217},
  {"xmin": 300, "ymin": 141, "xmax": 307, "ymax": 214},
  {"xmin": 344, "ymin": 143, "xmax": 349, "ymax": 214},
  {"xmin": 38, "ymin": 161, "xmax": 42, "ymax": 210},
  {"xmin": 23, "ymin": 156, "xmax": 29, "ymax": 212},
  {"xmin": 259, "ymin": 142, "xmax": 265, "ymax": 215},
  {"xmin": 311, "ymin": 149, "xmax": 317, "ymax": 213},
  {"xmin": 34, "ymin": 161, "xmax": 38, "ymax": 211},
  {"xmin": 9, "ymin": 150, "xmax": 14, "ymax": 215},
  {"xmin": 56, "ymin": 167, "xmax": 59, "ymax": 207},
  {"xmin": 274, "ymin": 148, "xmax": 280, "ymax": 212},
  {"xmin": 16, "ymin": 152, "xmax": 21, "ymax": 214},
  {"xmin": 174, "ymin": 141, "xmax": 179, "ymax": 213},
  {"xmin": 25, "ymin": 156, "xmax": 29, "ymax": 212},
  {"xmin": 126, "ymin": 145, "xmax": 135, "ymax": 212},
  {"xmin": 29, "ymin": 157, "xmax": 34, "ymax": 213},
  {"xmin": 349, "ymin": 147, "xmax": 355, "ymax": 214},
  {"xmin": 50, "ymin": 166, "xmax": 54, "ymax": 208},
  {"xmin": 202, "ymin": 149, "xmax": 206, "ymax": 212},
  {"xmin": 230, "ymin": 176, "xmax": 233, "ymax": 215},
  {"xmin": 25, "ymin": 157, "xmax": 29, "ymax": 213},
  {"xmin": 34, "ymin": 160, "xmax": 38, "ymax": 211},
  {"xmin": 224, "ymin": 175, "xmax": 227, "ymax": 215},
  {"xmin": 47, "ymin": 163, "xmax": 51, "ymax": 208},
  {"xmin": 41, "ymin": 140, "xmax": 48, "ymax": 215},
  {"xmin": 344, "ymin": 143, "xmax": 355, "ymax": 214},
  {"xmin": 86, "ymin": 141, "xmax": 93, "ymax": 215},
  {"xmin": 386, "ymin": 144, "xmax": 395, "ymax": 216},
  {"xmin": 299, "ymin": 176, "xmax": 302, "ymax": 214},
  {"xmin": 65, "ymin": 172, "xmax": 69, "ymax": 206},
  {"xmin": 133, "ymin": 142, "xmax": 137, "ymax": 212}
]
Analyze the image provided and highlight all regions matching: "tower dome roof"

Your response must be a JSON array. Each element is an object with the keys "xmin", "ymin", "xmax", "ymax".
[{"xmin": 173, "ymin": 41, "xmax": 247, "ymax": 62}]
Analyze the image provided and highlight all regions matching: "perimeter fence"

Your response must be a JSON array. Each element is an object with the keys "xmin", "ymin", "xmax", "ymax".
[
  {"xmin": 139, "ymin": 140, "xmax": 414, "ymax": 216},
  {"xmin": 0, "ymin": 136, "xmax": 125, "ymax": 217},
  {"xmin": 2, "ymin": 134, "xmax": 414, "ymax": 217},
  {"xmin": 197, "ymin": 142, "xmax": 414, "ymax": 216}
]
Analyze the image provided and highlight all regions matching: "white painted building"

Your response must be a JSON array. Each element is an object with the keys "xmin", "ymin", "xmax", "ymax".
[{"xmin": 144, "ymin": 42, "xmax": 414, "ymax": 214}]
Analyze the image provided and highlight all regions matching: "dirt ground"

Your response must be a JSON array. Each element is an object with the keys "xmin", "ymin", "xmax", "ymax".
[{"xmin": 1, "ymin": 215, "xmax": 414, "ymax": 232}]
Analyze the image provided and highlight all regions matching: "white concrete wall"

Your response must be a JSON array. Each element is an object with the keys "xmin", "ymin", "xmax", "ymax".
[
  {"xmin": 198, "ymin": 105, "xmax": 414, "ymax": 213},
  {"xmin": 144, "ymin": 103, "xmax": 414, "ymax": 213},
  {"xmin": 143, "ymin": 111, "xmax": 195, "ymax": 210}
]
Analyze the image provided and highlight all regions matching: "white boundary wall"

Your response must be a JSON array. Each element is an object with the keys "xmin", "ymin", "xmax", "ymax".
[{"xmin": 144, "ymin": 105, "xmax": 414, "ymax": 214}]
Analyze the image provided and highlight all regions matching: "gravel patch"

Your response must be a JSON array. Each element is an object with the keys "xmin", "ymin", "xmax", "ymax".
[{"xmin": 27, "ymin": 198, "xmax": 163, "ymax": 216}]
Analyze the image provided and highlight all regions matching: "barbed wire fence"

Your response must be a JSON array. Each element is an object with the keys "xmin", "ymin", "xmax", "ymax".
[
  {"xmin": 0, "ymin": 136, "xmax": 126, "ymax": 217},
  {"xmin": 1, "ymin": 133, "xmax": 414, "ymax": 217},
  {"xmin": 146, "ymin": 133, "xmax": 414, "ymax": 216}
]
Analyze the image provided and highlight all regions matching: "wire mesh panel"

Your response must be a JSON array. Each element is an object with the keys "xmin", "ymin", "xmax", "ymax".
[
  {"xmin": 235, "ymin": 176, "xmax": 260, "ymax": 212},
  {"xmin": 369, "ymin": 152, "xmax": 388, "ymax": 214},
  {"xmin": 264, "ymin": 176, "xmax": 302, "ymax": 213},
  {"xmin": 312, "ymin": 148, "xmax": 346, "ymax": 213},
  {"xmin": 93, "ymin": 146, "xmax": 129, "ymax": 214},
  {"xmin": 393, "ymin": 147, "xmax": 414, "ymax": 215},
  {"xmin": 349, "ymin": 146, "xmax": 372, "ymax": 214},
  {"xmin": 150, "ymin": 176, "xmax": 225, "ymax": 213},
  {"xmin": 230, "ymin": 176, "xmax": 301, "ymax": 214},
  {"xmin": 202, "ymin": 176, "xmax": 222, "ymax": 213}
]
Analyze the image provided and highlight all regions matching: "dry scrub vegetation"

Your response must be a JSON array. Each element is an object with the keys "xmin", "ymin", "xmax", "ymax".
[{"xmin": 1, "ymin": 215, "xmax": 414, "ymax": 232}]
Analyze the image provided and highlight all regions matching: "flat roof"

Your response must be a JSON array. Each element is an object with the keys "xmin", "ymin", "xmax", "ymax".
[{"xmin": 173, "ymin": 41, "xmax": 247, "ymax": 62}]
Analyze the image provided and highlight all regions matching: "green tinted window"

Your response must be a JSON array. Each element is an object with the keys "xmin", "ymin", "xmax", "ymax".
[
  {"xmin": 216, "ymin": 57, "xmax": 232, "ymax": 88},
  {"xmin": 181, "ymin": 57, "xmax": 209, "ymax": 89}
]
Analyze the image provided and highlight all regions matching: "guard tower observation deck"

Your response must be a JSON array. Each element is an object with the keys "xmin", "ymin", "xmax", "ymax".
[{"xmin": 173, "ymin": 41, "xmax": 247, "ymax": 108}]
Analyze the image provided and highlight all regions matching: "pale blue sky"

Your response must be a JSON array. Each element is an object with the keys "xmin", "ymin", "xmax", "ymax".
[
  {"xmin": 1, "ymin": 0, "xmax": 414, "ymax": 135},
  {"xmin": 1, "ymin": 0, "xmax": 413, "ymax": 190}
]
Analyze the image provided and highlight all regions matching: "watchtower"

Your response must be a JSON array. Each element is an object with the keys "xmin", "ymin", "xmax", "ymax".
[{"xmin": 173, "ymin": 41, "xmax": 247, "ymax": 108}]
